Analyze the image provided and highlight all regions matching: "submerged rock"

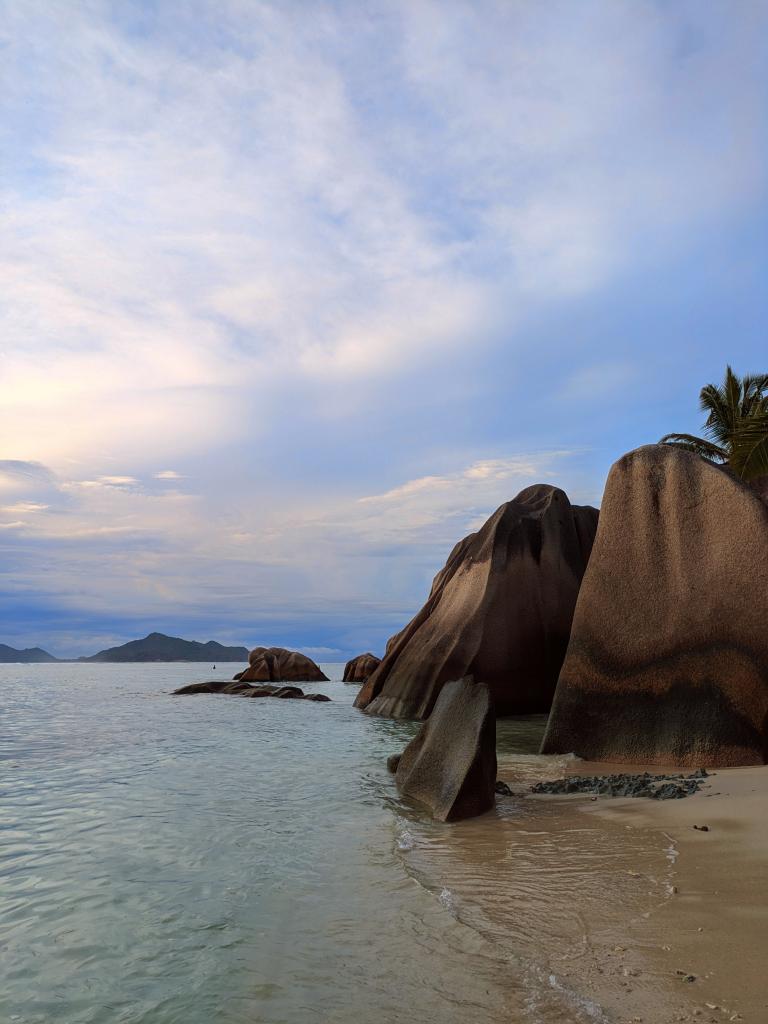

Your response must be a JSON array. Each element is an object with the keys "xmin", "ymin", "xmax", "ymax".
[
  {"xmin": 542, "ymin": 445, "xmax": 768, "ymax": 768},
  {"xmin": 238, "ymin": 647, "xmax": 329, "ymax": 683},
  {"xmin": 172, "ymin": 679, "xmax": 330, "ymax": 702},
  {"xmin": 394, "ymin": 677, "xmax": 496, "ymax": 822},
  {"xmin": 355, "ymin": 485, "xmax": 598, "ymax": 719},
  {"xmin": 343, "ymin": 652, "xmax": 381, "ymax": 683}
]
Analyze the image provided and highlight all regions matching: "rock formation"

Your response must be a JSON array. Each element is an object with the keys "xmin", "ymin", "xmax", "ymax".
[
  {"xmin": 394, "ymin": 677, "xmax": 496, "ymax": 821},
  {"xmin": 541, "ymin": 445, "xmax": 768, "ymax": 767},
  {"xmin": 237, "ymin": 647, "xmax": 329, "ymax": 683},
  {"xmin": 343, "ymin": 652, "xmax": 381, "ymax": 683},
  {"xmin": 750, "ymin": 474, "xmax": 768, "ymax": 505},
  {"xmin": 173, "ymin": 679, "xmax": 330, "ymax": 701},
  {"xmin": 355, "ymin": 484, "xmax": 598, "ymax": 719}
]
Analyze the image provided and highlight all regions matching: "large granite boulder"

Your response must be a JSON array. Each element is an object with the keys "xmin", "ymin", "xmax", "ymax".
[
  {"xmin": 343, "ymin": 652, "xmax": 381, "ymax": 683},
  {"xmin": 541, "ymin": 445, "xmax": 768, "ymax": 767},
  {"xmin": 238, "ymin": 647, "xmax": 329, "ymax": 683},
  {"xmin": 394, "ymin": 677, "xmax": 496, "ymax": 821},
  {"xmin": 750, "ymin": 474, "xmax": 768, "ymax": 504},
  {"xmin": 355, "ymin": 485, "xmax": 598, "ymax": 719}
]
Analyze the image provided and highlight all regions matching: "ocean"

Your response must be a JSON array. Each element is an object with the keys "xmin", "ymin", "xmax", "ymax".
[{"xmin": 0, "ymin": 664, "xmax": 672, "ymax": 1023}]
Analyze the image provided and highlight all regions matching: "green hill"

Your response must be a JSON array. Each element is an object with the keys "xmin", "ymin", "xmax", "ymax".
[
  {"xmin": 0, "ymin": 644, "xmax": 59, "ymax": 663},
  {"xmin": 79, "ymin": 632, "xmax": 248, "ymax": 663}
]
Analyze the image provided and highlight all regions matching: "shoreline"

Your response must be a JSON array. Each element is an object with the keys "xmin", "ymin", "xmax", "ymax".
[{"xmin": 501, "ymin": 761, "xmax": 768, "ymax": 1023}]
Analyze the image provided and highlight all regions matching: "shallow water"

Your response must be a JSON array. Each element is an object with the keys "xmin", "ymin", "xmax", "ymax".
[{"xmin": 1, "ymin": 665, "xmax": 672, "ymax": 1023}]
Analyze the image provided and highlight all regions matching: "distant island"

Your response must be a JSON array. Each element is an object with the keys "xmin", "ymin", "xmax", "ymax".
[
  {"xmin": 0, "ymin": 643, "xmax": 58, "ymax": 664},
  {"xmin": 0, "ymin": 633, "xmax": 249, "ymax": 663},
  {"xmin": 78, "ymin": 633, "xmax": 249, "ymax": 663}
]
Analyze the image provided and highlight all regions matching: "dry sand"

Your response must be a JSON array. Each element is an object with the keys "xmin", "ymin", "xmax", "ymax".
[{"xmin": 532, "ymin": 762, "xmax": 768, "ymax": 1023}]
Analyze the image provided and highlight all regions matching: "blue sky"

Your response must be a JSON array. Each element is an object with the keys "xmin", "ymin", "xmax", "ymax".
[{"xmin": 1, "ymin": 0, "xmax": 766, "ymax": 658}]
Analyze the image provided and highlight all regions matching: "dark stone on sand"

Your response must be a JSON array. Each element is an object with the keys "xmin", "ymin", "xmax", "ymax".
[
  {"xmin": 239, "ymin": 647, "xmax": 329, "ymax": 683},
  {"xmin": 394, "ymin": 677, "xmax": 496, "ymax": 822},
  {"xmin": 172, "ymin": 680, "xmax": 330, "ymax": 702},
  {"xmin": 530, "ymin": 770, "xmax": 708, "ymax": 800},
  {"xmin": 355, "ymin": 485, "xmax": 598, "ymax": 720},
  {"xmin": 343, "ymin": 652, "xmax": 381, "ymax": 683},
  {"xmin": 386, "ymin": 753, "xmax": 402, "ymax": 774},
  {"xmin": 541, "ymin": 445, "xmax": 768, "ymax": 768}
]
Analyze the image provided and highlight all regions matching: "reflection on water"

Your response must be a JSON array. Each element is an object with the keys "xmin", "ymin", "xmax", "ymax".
[
  {"xmin": 395, "ymin": 716, "xmax": 678, "ymax": 1020},
  {"xmin": 1, "ymin": 667, "xmax": 674, "ymax": 1024}
]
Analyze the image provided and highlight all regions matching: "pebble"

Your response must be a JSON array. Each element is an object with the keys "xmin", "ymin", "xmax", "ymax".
[{"xmin": 693, "ymin": 824, "xmax": 710, "ymax": 831}]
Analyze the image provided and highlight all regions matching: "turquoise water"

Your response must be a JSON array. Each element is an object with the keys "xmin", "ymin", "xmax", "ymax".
[{"xmin": 0, "ymin": 664, "xmax": 667, "ymax": 1023}]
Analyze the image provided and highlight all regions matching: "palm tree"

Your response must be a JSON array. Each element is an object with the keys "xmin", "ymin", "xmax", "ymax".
[{"xmin": 659, "ymin": 365, "xmax": 768, "ymax": 481}]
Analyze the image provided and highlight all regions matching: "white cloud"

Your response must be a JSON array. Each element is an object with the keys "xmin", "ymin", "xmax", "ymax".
[
  {"xmin": 353, "ymin": 454, "xmax": 577, "ymax": 539},
  {"xmin": 1, "ymin": 0, "xmax": 764, "ymax": 470}
]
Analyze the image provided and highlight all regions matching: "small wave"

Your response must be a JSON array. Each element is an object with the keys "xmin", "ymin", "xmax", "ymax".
[
  {"xmin": 662, "ymin": 832, "xmax": 678, "ymax": 864},
  {"xmin": 546, "ymin": 971, "xmax": 610, "ymax": 1022},
  {"xmin": 438, "ymin": 887, "xmax": 457, "ymax": 913},
  {"xmin": 397, "ymin": 830, "xmax": 415, "ymax": 851}
]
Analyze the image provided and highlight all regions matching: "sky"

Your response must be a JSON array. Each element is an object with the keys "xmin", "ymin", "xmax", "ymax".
[{"xmin": 1, "ymin": 0, "xmax": 766, "ymax": 659}]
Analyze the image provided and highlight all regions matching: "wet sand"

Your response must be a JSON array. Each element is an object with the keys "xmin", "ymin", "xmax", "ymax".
[
  {"xmin": 517, "ymin": 761, "xmax": 768, "ymax": 1023},
  {"xmin": 576, "ymin": 762, "xmax": 768, "ymax": 1023},
  {"xmin": 397, "ymin": 718, "xmax": 767, "ymax": 1023}
]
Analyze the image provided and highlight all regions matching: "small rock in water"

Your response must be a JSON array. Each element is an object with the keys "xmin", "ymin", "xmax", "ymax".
[
  {"xmin": 693, "ymin": 824, "xmax": 710, "ymax": 832},
  {"xmin": 494, "ymin": 780, "xmax": 513, "ymax": 795}
]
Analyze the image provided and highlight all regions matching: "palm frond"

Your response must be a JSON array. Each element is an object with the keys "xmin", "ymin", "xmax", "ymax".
[
  {"xmin": 741, "ymin": 373, "xmax": 768, "ymax": 418},
  {"xmin": 699, "ymin": 382, "xmax": 735, "ymax": 445},
  {"xmin": 729, "ymin": 414, "xmax": 768, "ymax": 481},
  {"xmin": 658, "ymin": 433, "xmax": 728, "ymax": 462}
]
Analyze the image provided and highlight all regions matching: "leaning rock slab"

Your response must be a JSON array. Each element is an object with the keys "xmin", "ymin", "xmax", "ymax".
[
  {"xmin": 542, "ymin": 445, "xmax": 768, "ymax": 768},
  {"xmin": 356, "ymin": 485, "xmax": 598, "ymax": 719},
  {"xmin": 343, "ymin": 652, "xmax": 381, "ymax": 683},
  {"xmin": 238, "ymin": 647, "xmax": 329, "ymax": 683},
  {"xmin": 395, "ymin": 677, "xmax": 496, "ymax": 821}
]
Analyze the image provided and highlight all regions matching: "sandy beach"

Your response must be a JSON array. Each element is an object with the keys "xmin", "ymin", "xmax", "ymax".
[{"xmin": 523, "ymin": 763, "xmax": 768, "ymax": 1023}]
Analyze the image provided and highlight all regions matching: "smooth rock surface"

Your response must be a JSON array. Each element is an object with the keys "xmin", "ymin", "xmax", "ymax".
[
  {"xmin": 542, "ymin": 445, "xmax": 768, "ymax": 767},
  {"xmin": 356, "ymin": 484, "xmax": 598, "ymax": 719},
  {"xmin": 343, "ymin": 652, "xmax": 381, "ymax": 683},
  {"xmin": 394, "ymin": 677, "xmax": 496, "ymax": 822},
  {"xmin": 239, "ymin": 647, "xmax": 329, "ymax": 683}
]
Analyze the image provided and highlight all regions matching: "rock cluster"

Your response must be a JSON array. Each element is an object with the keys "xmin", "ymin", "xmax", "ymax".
[
  {"xmin": 531, "ymin": 769, "xmax": 709, "ymax": 800},
  {"xmin": 173, "ymin": 679, "xmax": 330, "ymax": 701},
  {"xmin": 356, "ymin": 485, "xmax": 598, "ymax": 720}
]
